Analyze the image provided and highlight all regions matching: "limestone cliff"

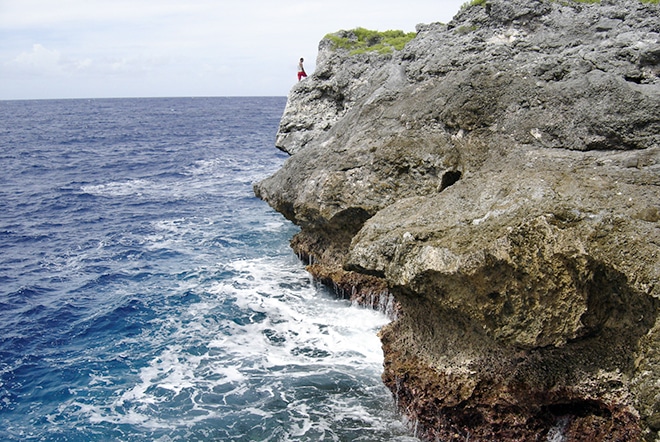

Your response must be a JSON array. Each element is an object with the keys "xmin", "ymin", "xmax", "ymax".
[{"xmin": 254, "ymin": 0, "xmax": 660, "ymax": 439}]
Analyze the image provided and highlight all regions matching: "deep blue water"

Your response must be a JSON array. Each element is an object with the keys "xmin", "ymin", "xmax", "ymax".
[{"xmin": 0, "ymin": 97, "xmax": 417, "ymax": 441}]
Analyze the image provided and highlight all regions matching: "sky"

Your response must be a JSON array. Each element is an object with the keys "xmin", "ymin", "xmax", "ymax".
[{"xmin": 0, "ymin": 0, "xmax": 466, "ymax": 100}]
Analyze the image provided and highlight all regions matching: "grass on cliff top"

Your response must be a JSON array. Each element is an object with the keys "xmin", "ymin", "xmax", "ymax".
[
  {"xmin": 461, "ymin": 0, "xmax": 486, "ymax": 8},
  {"xmin": 324, "ymin": 28, "xmax": 417, "ymax": 55}
]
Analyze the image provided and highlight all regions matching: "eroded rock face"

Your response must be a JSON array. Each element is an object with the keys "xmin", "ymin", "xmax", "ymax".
[{"xmin": 254, "ymin": 0, "xmax": 660, "ymax": 439}]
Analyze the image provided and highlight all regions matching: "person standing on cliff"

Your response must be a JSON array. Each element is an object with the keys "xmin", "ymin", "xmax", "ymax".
[{"xmin": 297, "ymin": 57, "xmax": 307, "ymax": 81}]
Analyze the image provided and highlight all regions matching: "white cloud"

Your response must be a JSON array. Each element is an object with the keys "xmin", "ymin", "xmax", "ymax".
[
  {"xmin": 7, "ymin": 44, "xmax": 63, "ymax": 73},
  {"xmin": 0, "ymin": 0, "xmax": 467, "ymax": 99},
  {"xmin": 73, "ymin": 58, "xmax": 93, "ymax": 71},
  {"xmin": 4, "ymin": 43, "xmax": 160, "ymax": 77},
  {"xmin": 0, "ymin": 0, "xmax": 206, "ymax": 29}
]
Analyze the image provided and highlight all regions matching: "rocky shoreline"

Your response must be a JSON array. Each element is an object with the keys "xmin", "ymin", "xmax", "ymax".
[{"xmin": 254, "ymin": 0, "xmax": 660, "ymax": 439}]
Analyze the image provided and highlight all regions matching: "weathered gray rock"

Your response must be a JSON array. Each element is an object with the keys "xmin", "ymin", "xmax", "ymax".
[{"xmin": 255, "ymin": 0, "xmax": 660, "ymax": 439}]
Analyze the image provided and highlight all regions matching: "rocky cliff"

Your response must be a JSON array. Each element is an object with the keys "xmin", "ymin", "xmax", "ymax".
[{"xmin": 254, "ymin": 0, "xmax": 660, "ymax": 439}]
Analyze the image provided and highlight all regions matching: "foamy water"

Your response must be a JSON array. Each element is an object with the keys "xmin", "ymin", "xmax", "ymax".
[{"xmin": 0, "ymin": 97, "xmax": 418, "ymax": 441}]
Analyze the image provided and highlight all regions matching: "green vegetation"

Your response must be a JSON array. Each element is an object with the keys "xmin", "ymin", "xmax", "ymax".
[
  {"xmin": 461, "ymin": 0, "xmax": 487, "ymax": 9},
  {"xmin": 324, "ymin": 28, "xmax": 417, "ymax": 55},
  {"xmin": 455, "ymin": 24, "xmax": 479, "ymax": 34}
]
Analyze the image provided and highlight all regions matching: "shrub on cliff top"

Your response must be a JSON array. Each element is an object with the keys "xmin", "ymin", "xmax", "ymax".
[
  {"xmin": 324, "ymin": 28, "xmax": 417, "ymax": 55},
  {"xmin": 461, "ymin": 0, "xmax": 487, "ymax": 9}
]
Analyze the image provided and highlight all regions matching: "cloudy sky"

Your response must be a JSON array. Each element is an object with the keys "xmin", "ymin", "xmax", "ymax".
[{"xmin": 0, "ymin": 0, "xmax": 466, "ymax": 100}]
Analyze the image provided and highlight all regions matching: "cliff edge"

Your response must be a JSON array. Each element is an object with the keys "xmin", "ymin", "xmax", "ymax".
[{"xmin": 255, "ymin": 0, "xmax": 660, "ymax": 439}]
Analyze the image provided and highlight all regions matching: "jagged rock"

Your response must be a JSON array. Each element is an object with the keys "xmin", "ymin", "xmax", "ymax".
[{"xmin": 254, "ymin": 0, "xmax": 660, "ymax": 439}]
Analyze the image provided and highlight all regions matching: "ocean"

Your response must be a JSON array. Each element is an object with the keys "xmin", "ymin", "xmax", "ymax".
[{"xmin": 0, "ymin": 97, "xmax": 418, "ymax": 441}]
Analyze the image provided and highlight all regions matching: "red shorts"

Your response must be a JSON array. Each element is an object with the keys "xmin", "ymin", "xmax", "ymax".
[{"xmin": 298, "ymin": 71, "xmax": 307, "ymax": 81}]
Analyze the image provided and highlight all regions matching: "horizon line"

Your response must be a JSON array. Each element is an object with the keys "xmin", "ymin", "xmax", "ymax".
[{"xmin": 0, "ymin": 95, "xmax": 288, "ymax": 102}]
